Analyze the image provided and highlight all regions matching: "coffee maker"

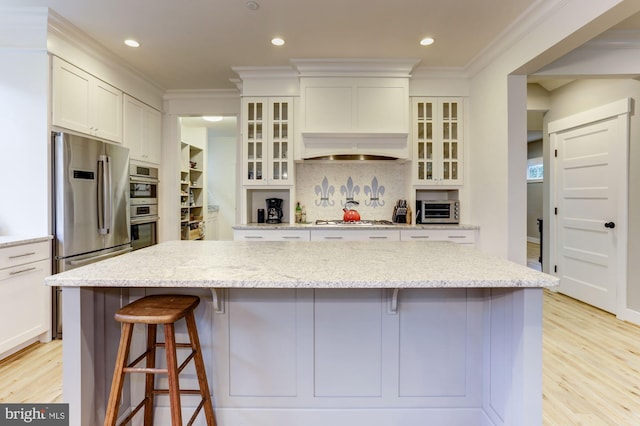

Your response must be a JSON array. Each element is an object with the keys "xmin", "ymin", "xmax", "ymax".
[{"xmin": 266, "ymin": 198, "xmax": 284, "ymax": 223}]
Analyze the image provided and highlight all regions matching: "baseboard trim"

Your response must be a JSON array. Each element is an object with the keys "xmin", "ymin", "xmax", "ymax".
[
  {"xmin": 618, "ymin": 307, "xmax": 640, "ymax": 327},
  {"xmin": 527, "ymin": 237, "xmax": 540, "ymax": 244}
]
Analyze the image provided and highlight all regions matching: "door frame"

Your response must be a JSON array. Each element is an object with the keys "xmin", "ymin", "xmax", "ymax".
[{"xmin": 548, "ymin": 97, "xmax": 631, "ymax": 319}]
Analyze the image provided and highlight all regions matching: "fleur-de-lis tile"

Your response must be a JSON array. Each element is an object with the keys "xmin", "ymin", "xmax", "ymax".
[
  {"xmin": 314, "ymin": 176, "xmax": 335, "ymax": 207},
  {"xmin": 364, "ymin": 176, "xmax": 385, "ymax": 207},
  {"xmin": 340, "ymin": 176, "xmax": 360, "ymax": 206}
]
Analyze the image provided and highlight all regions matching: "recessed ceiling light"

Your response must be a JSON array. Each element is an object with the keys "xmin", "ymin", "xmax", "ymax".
[
  {"xmin": 202, "ymin": 116, "xmax": 223, "ymax": 122},
  {"xmin": 124, "ymin": 39, "xmax": 140, "ymax": 48},
  {"xmin": 271, "ymin": 38, "xmax": 285, "ymax": 46},
  {"xmin": 420, "ymin": 37, "xmax": 435, "ymax": 46},
  {"xmin": 245, "ymin": 1, "xmax": 259, "ymax": 10}
]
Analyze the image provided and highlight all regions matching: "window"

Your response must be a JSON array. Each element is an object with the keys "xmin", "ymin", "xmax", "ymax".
[{"xmin": 527, "ymin": 157, "xmax": 543, "ymax": 182}]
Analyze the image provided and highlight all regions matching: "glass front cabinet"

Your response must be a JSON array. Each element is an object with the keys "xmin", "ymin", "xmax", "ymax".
[
  {"xmin": 412, "ymin": 97, "xmax": 463, "ymax": 186},
  {"xmin": 243, "ymin": 97, "xmax": 293, "ymax": 186}
]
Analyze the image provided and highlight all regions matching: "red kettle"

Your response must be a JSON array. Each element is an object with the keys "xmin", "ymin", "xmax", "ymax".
[{"xmin": 343, "ymin": 200, "xmax": 361, "ymax": 222}]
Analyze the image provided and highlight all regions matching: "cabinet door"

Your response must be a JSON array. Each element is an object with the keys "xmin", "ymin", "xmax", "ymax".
[
  {"xmin": 268, "ymin": 98, "xmax": 293, "ymax": 185},
  {"xmin": 0, "ymin": 259, "xmax": 50, "ymax": 355},
  {"xmin": 91, "ymin": 79, "xmax": 122, "ymax": 143},
  {"xmin": 244, "ymin": 98, "xmax": 265, "ymax": 184},
  {"xmin": 123, "ymin": 95, "xmax": 144, "ymax": 159},
  {"xmin": 143, "ymin": 106, "xmax": 162, "ymax": 164},
  {"xmin": 243, "ymin": 97, "xmax": 293, "ymax": 186},
  {"xmin": 52, "ymin": 58, "xmax": 92, "ymax": 135},
  {"xmin": 124, "ymin": 95, "xmax": 161, "ymax": 164},
  {"xmin": 413, "ymin": 98, "xmax": 463, "ymax": 185}
]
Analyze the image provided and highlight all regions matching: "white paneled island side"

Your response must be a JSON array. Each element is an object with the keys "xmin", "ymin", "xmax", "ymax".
[{"xmin": 46, "ymin": 241, "xmax": 557, "ymax": 426}]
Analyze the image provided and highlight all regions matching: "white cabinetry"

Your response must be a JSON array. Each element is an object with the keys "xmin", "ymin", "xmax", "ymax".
[
  {"xmin": 212, "ymin": 287, "xmax": 484, "ymax": 424},
  {"xmin": 310, "ymin": 229, "xmax": 400, "ymax": 241},
  {"xmin": 52, "ymin": 57, "xmax": 122, "ymax": 143},
  {"xmin": 400, "ymin": 228, "xmax": 476, "ymax": 246},
  {"xmin": 300, "ymin": 77, "xmax": 408, "ymax": 134},
  {"xmin": 123, "ymin": 94, "xmax": 161, "ymax": 164},
  {"xmin": 242, "ymin": 97, "xmax": 293, "ymax": 186},
  {"xmin": 412, "ymin": 98, "xmax": 463, "ymax": 185},
  {"xmin": 0, "ymin": 240, "xmax": 51, "ymax": 359},
  {"xmin": 234, "ymin": 229, "xmax": 310, "ymax": 241},
  {"xmin": 298, "ymin": 77, "xmax": 410, "ymax": 159}
]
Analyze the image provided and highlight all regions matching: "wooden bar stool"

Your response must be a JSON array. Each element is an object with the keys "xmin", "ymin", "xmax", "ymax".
[{"xmin": 104, "ymin": 294, "xmax": 216, "ymax": 426}]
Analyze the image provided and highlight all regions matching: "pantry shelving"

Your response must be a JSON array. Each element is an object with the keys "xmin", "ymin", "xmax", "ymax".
[{"xmin": 180, "ymin": 142, "xmax": 205, "ymax": 240}]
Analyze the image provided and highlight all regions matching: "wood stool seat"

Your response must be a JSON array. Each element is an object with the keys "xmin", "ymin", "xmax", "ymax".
[{"xmin": 104, "ymin": 294, "xmax": 217, "ymax": 426}]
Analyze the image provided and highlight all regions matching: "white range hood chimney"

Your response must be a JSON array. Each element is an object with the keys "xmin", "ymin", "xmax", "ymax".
[{"xmin": 292, "ymin": 59, "xmax": 420, "ymax": 161}]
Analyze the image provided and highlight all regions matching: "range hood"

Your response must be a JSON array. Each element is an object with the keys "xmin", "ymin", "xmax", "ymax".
[
  {"xmin": 293, "ymin": 59, "xmax": 418, "ymax": 161},
  {"xmin": 301, "ymin": 132, "xmax": 409, "ymax": 161}
]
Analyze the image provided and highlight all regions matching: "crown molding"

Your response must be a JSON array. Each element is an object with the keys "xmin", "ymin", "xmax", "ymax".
[
  {"xmin": 291, "ymin": 58, "xmax": 421, "ymax": 78},
  {"xmin": 232, "ymin": 66, "xmax": 298, "ymax": 80},
  {"xmin": 163, "ymin": 89, "xmax": 239, "ymax": 101},
  {"xmin": 465, "ymin": 0, "xmax": 564, "ymax": 77}
]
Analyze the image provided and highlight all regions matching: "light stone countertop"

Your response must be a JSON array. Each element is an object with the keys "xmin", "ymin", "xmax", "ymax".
[
  {"xmin": 233, "ymin": 223, "xmax": 479, "ymax": 230},
  {"xmin": 45, "ymin": 240, "xmax": 557, "ymax": 289},
  {"xmin": 0, "ymin": 235, "xmax": 52, "ymax": 249}
]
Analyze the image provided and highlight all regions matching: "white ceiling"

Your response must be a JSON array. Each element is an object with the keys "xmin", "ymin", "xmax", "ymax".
[{"xmin": 2, "ymin": 0, "xmax": 542, "ymax": 90}]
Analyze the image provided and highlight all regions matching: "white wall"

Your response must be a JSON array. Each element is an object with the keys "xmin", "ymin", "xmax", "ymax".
[
  {"xmin": 0, "ymin": 50, "xmax": 49, "ymax": 236},
  {"xmin": 207, "ymin": 134, "xmax": 237, "ymax": 240},
  {"xmin": 0, "ymin": 9, "xmax": 49, "ymax": 236}
]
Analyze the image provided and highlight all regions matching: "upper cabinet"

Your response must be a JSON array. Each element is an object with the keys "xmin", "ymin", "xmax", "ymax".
[
  {"xmin": 298, "ymin": 77, "xmax": 410, "ymax": 159},
  {"xmin": 123, "ymin": 94, "xmax": 162, "ymax": 164},
  {"xmin": 51, "ymin": 57, "xmax": 123, "ymax": 143},
  {"xmin": 242, "ymin": 97, "xmax": 293, "ymax": 186},
  {"xmin": 412, "ymin": 97, "xmax": 463, "ymax": 186},
  {"xmin": 300, "ymin": 77, "xmax": 408, "ymax": 134}
]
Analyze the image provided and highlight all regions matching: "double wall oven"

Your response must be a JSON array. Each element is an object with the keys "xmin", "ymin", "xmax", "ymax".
[{"xmin": 130, "ymin": 163, "xmax": 159, "ymax": 250}]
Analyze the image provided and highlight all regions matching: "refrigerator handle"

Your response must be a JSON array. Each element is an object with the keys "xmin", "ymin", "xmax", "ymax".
[
  {"xmin": 97, "ymin": 155, "xmax": 111, "ymax": 234},
  {"xmin": 105, "ymin": 155, "xmax": 113, "ymax": 234}
]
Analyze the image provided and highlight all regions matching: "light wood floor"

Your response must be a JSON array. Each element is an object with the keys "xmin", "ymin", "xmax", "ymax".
[{"xmin": 2, "ymin": 257, "xmax": 640, "ymax": 424}]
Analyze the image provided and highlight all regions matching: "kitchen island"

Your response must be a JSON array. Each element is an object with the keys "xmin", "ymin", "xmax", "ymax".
[{"xmin": 46, "ymin": 240, "xmax": 557, "ymax": 426}]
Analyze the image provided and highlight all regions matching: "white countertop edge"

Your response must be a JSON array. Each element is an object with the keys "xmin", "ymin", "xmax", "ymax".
[
  {"xmin": 233, "ymin": 223, "xmax": 480, "ymax": 230},
  {"xmin": 45, "ymin": 280, "xmax": 556, "ymax": 288},
  {"xmin": 0, "ymin": 235, "xmax": 52, "ymax": 248}
]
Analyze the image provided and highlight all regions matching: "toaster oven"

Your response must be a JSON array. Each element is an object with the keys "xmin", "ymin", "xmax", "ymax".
[{"xmin": 416, "ymin": 200, "xmax": 460, "ymax": 224}]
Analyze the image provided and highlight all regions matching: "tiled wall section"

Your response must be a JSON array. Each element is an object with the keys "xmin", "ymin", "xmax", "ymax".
[{"xmin": 295, "ymin": 162, "xmax": 408, "ymax": 222}]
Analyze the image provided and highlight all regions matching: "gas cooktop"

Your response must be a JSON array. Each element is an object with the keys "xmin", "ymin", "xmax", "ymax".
[{"xmin": 314, "ymin": 219, "xmax": 395, "ymax": 226}]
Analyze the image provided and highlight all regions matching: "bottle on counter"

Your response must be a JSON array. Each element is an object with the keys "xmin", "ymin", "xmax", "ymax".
[
  {"xmin": 295, "ymin": 202, "xmax": 302, "ymax": 223},
  {"xmin": 301, "ymin": 205, "xmax": 307, "ymax": 223}
]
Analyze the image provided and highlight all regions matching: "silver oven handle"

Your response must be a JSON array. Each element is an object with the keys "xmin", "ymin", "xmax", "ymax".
[
  {"xmin": 130, "ymin": 176, "xmax": 159, "ymax": 184},
  {"xmin": 131, "ymin": 216, "xmax": 159, "ymax": 225}
]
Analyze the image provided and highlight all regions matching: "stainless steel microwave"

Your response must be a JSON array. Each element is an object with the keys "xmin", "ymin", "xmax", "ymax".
[{"xmin": 416, "ymin": 200, "xmax": 460, "ymax": 224}]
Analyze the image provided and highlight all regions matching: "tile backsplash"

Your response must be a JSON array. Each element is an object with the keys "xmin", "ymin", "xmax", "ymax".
[{"xmin": 295, "ymin": 162, "xmax": 408, "ymax": 221}]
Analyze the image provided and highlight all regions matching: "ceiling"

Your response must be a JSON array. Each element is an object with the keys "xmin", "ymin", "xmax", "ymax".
[{"xmin": 2, "ymin": 0, "xmax": 543, "ymax": 90}]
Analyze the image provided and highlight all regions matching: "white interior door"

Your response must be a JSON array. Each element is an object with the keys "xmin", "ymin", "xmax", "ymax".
[{"xmin": 549, "ymin": 99, "xmax": 630, "ymax": 314}]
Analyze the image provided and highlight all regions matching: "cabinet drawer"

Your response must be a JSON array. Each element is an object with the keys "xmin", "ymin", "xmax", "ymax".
[
  {"xmin": 400, "ymin": 229, "xmax": 476, "ymax": 244},
  {"xmin": 0, "ymin": 259, "xmax": 51, "ymax": 356},
  {"xmin": 0, "ymin": 241, "xmax": 50, "ymax": 270},
  {"xmin": 311, "ymin": 229, "xmax": 400, "ymax": 241},
  {"xmin": 234, "ymin": 230, "xmax": 311, "ymax": 241}
]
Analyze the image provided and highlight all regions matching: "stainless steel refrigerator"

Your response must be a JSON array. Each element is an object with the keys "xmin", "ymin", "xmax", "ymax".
[{"xmin": 52, "ymin": 132, "xmax": 132, "ymax": 338}]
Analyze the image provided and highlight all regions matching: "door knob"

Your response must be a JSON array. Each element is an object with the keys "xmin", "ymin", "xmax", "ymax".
[{"xmin": 604, "ymin": 221, "xmax": 616, "ymax": 229}]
